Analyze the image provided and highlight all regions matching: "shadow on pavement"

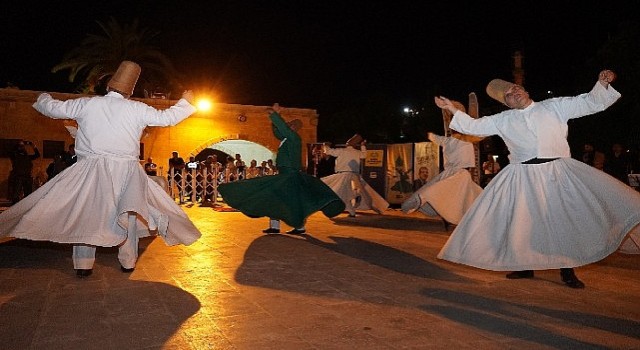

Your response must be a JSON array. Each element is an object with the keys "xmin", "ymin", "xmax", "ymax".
[
  {"xmin": 420, "ymin": 288, "xmax": 638, "ymax": 349},
  {"xmin": 331, "ymin": 212, "xmax": 451, "ymax": 233},
  {"xmin": 234, "ymin": 233, "xmax": 471, "ymax": 296},
  {"xmin": 0, "ymin": 238, "xmax": 200, "ymax": 349}
]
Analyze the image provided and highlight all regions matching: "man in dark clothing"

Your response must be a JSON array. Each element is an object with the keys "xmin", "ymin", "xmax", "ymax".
[
  {"xmin": 46, "ymin": 152, "xmax": 68, "ymax": 181},
  {"xmin": 63, "ymin": 143, "xmax": 77, "ymax": 166},
  {"xmin": 604, "ymin": 142, "xmax": 631, "ymax": 185},
  {"xmin": 9, "ymin": 140, "xmax": 40, "ymax": 204}
]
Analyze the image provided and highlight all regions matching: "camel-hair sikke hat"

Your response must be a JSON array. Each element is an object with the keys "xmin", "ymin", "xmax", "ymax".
[
  {"xmin": 486, "ymin": 79, "xmax": 515, "ymax": 105},
  {"xmin": 287, "ymin": 119, "xmax": 303, "ymax": 131},
  {"xmin": 108, "ymin": 61, "xmax": 141, "ymax": 96},
  {"xmin": 346, "ymin": 134, "xmax": 364, "ymax": 147}
]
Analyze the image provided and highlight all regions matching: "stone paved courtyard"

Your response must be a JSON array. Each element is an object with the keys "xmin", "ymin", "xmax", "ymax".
[{"xmin": 1, "ymin": 205, "xmax": 639, "ymax": 349}]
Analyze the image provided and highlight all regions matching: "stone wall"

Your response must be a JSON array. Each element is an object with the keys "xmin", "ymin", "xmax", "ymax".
[{"xmin": 0, "ymin": 88, "xmax": 319, "ymax": 200}]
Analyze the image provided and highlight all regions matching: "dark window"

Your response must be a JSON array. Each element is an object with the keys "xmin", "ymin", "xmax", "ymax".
[{"xmin": 43, "ymin": 140, "xmax": 66, "ymax": 159}]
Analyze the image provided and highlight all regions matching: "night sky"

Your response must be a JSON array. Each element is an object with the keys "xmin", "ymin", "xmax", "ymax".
[{"xmin": 2, "ymin": 1, "xmax": 638, "ymax": 146}]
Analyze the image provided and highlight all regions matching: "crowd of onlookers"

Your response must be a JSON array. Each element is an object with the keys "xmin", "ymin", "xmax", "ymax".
[
  {"xmin": 576, "ymin": 141, "xmax": 638, "ymax": 186},
  {"xmin": 481, "ymin": 141, "xmax": 640, "ymax": 189},
  {"xmin": 6, "ymin": 140, "xmax": 76, "ymax": 204},
  {"xmin": 5, "ymin": 139, "xmax": 640, "ymax": 206},
  {"xmin": 142, "ymin": 151, "xmax": 280, "ymax": 204},
  {"xmin": 158, "ymin": 151, "xmax": 278, "ymax": 183}
]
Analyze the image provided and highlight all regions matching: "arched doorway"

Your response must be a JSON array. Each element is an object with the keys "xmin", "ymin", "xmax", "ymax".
[{"xmin": 194, "ymin": 140, "xmax": 275, "ymax": 165}]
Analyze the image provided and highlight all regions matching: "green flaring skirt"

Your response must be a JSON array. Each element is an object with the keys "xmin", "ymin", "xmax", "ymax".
[{"xmin": 218, "ymin": 169, "xmax": 346, "ymax": 228}]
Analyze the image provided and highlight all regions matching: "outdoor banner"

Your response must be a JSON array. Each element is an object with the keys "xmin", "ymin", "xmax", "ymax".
[
  {"xmin": 362, "ymin": 144, "xmax": 387, "ymax": 199},
  {"xmin": 385, "ymin": 143, "xmax": 414, "ymax": 204},
  {"xmin": 412, "ymin": 142, "xmax": 440, "ymax": 191}
]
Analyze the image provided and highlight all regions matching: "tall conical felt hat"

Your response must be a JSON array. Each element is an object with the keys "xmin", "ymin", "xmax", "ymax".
[
  {"xmin": 486, "ymin": 79, "xmax": 515, "ymax": 105},
  {"xmin": 346, "ymin": 134, "xmax": 363, "ymax": 147},
  {"xmin": 107, "ymin": 61, "xmax": 141, "ymax": 96}
]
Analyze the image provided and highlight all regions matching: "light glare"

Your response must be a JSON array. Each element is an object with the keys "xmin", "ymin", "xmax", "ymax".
[{"xmin": 197, "ymin": 99, "xmax": 212, "ymax": 112}]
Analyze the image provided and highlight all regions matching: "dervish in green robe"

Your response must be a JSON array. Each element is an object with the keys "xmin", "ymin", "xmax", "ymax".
[{"xmin": 219, "ymin": 111, "xmax": 345, "ymax": 228}]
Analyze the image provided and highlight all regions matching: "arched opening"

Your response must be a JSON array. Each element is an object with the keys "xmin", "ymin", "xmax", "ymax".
[{"xmin": 194, "ymin": 140, "xmax": 275, "ymax": 165}]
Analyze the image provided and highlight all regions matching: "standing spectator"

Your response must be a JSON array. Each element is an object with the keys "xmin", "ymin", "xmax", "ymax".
[
  {"xmin": 201, "ymin": 155, "xmax": 222, "ymax": 204},
  {"xmin": 481, "ymin": 153, "xmax": 501, "ymax": 187},
  {"xmin": 245, "ymin": 159, "xmax": 261, "ymax": 179},
  {"xmin": 168, "ymin": 151, "xmax": 185, "ymax": 187},
  {"xmin": 234, "ymin": 153, "xmax": 246, "ymax": 180},
  {"xmin": 604, "ymin": 142, "xmax": 631, "ymax": 185},
  {"xmin": 434, "ymin": 69, "xmax": 640, "ymax": 289},
  {"xmin": 219, "ymin": 104, "xmax": 344, "ymax": 235},
  {"xmin": 322, "ymin": 134, "xmax": 389, "ymax": 217},
  {"xmin": 577, "ymin": 141, "xmax": 605, "ymax": 170},
  {"xmin": 201, "ymin": 154, "xmax": 222, "ymax": 174},
  {"xmin": 168, "ymin": 151, "xmax": 185, "ymax": 179},
  {"xmin": 46, "ymin": 152, "xmax": 68, "ymax": 181},
  {"xmin": 63, "ymin": 143, "xmax": 77, "ymax": 166},
  {"xmin": 224, "ymin": 155, "xmax": 237, "ymax": 182},
  {"xmin": 8, "ymin": 140, "xmax": 40, "ymax": 204},
  {"xmin": 1, "ymin": 60, "xmax": 201, "ymax": 277},
  {"xmin": 266, "ymin": 159, "xmax": 277, "ymax": 175},
  {"xmin": 144, "ymin": 157, "xmax": 158, "ymax": 176},
  {"xmin": 259, "ymin": 160, "xmax": 269, "ymax": 176}
]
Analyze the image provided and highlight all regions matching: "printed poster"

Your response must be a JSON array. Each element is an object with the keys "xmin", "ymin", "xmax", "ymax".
[
  {"xmin": 385, "ymin": 143, "xmax": 413, "ymax": 204},
  {"xmin": 412, "ymin": 142, "xmax": 440, "ymax": 191}
]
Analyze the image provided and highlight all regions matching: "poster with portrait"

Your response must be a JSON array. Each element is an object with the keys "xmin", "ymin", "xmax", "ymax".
[
  {"xmin": 385, "ymin": 143, "xmax": 414, "ymax": 204},
  {"xmin": 412, "ymin": 142, "xmax": 440, "ymax": 191}
]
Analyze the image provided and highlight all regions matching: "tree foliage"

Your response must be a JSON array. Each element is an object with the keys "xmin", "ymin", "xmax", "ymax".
[{"xmin": 52, "ymin": 17, "xmax": 182, "ymax": 97}]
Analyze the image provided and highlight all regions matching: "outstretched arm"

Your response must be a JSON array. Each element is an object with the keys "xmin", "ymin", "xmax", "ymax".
[
  {"xmin": 598, "ymin": 69, "xmax": 616, "ymax": 89},
  {"xmin": 434, "ymin": 96, "xmax": 460, "ymax": 115}
]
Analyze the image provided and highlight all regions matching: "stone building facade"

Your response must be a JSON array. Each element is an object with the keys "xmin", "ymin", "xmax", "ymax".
[{"xmin": 0, "ymin": 88, "xmax": 319, "ymax": 201}]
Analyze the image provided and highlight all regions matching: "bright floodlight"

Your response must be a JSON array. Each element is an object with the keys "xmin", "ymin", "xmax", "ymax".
[
  {"xmin": 197, "ymin": 99, "xmax": 212, "ymax": 112},
  {"xmin": 403, "ymin": 107, "xmax": 410, "ymax": 113}
]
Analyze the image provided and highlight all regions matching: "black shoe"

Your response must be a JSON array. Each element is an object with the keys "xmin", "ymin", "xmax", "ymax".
[
  {"xmin": 506, "ymin": 270, "xmax": 534, "ymax": 279},
  {"xmin": 560, "ymin": 268, "xmax": 585, "ymax": 289},
  {"xmin": 262, "ymin": 228, "xmax": 280, "ymax": 234},
  {"xmin": 120, "ymin": 265, "xmax": 135, "ymax": 273},
  {"xmin": 75, "ymin": 269, "xmax": 93, "ymax": 278},
  {"xmin": 285, "ymin": 228, "xmax": 306, "ymax": 235}
]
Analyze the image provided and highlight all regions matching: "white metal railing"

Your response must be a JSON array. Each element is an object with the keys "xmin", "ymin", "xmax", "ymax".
[{"xmin": 166, "ymin": 167, "xmax": 277, "ymax": 204}]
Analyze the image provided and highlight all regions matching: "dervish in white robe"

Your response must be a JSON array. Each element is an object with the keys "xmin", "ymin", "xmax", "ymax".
[
  {"xmin": 401, "ymin": 132, "xmax": 482, "ymax": 225},
  {"xmin": 436, "ymin": 76, "xmax": 640, "ymax": 273},
  {"xmin": 0, "ymin": 90, "xmax": 202, "ymax": 273},
  {"xmin": 322, "ymin": 141, "xmax": 389, "ymax": 216}
]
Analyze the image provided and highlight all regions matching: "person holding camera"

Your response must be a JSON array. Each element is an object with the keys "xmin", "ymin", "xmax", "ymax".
[{"xmin": 8, "ymin": 139, "xmax": 40, "ymax": 204}]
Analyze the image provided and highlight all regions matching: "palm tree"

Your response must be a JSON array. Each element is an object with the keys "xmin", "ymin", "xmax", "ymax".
[{"xmin": 52, "ymin": 17, "xmax": 182, "ymax": 97}]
